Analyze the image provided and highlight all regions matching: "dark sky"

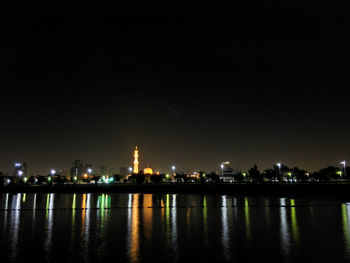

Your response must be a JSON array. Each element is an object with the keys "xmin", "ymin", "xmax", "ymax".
[{"xmin": 1, "ymin": 13, "xmax": 349, "ymax": 175}]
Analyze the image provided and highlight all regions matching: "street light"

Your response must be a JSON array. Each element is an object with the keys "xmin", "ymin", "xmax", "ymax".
[
  {"xmin": 172, "ymin": 166, "xmax": 176, "ymax": 175},
  {"xmin": 341, "ymin": 161, "xmax": 347, "ymax": 177},
  {"xmin": 17, "ymin": 170, "xmax": 23, "ymax": 176},
  {"xmin": 221, "ymin": 164, "xmax": 224, "ymax": 180},
  {"xmin": 50, "ymin": 169, "xmax": 56, "ymax": 176},
  {"xmin": 129, "ymin": 167, "xmax": 133, "ymax": 174},
  {"xmin": 87, "ymin": 168, "xmax": 92, "ymax": 174},
  {"xmin": 276, "ymin": 163, "xmax": 282, "ymax": 181}
]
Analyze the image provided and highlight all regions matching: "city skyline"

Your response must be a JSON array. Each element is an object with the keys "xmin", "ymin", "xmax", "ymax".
[{"xmin": 0, "ymin": 143, "xmax": 348, "ymax": 175}]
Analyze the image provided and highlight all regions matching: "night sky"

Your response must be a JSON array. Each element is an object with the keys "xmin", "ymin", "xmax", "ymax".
[{"xmin": 1, "ymin": 13, "xmax": 349, "ymax": 175}]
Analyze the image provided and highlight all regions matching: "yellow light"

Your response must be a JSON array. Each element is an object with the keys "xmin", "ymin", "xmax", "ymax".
[
  {"xmin": 144, "ymin": 168, "xmax": 153, "ymax": 175},
  {"xmin": 133, "ymin": 146, "xmax": 139, "ymax": 174}
]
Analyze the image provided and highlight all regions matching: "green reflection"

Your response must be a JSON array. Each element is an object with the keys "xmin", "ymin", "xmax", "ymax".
[
  {"xmin": 100, "ymin": 194, "xmax": 105, "ymax": 231},
  {"xmin": 70, "ymin": 194, "xmax": 77, "ymax": 255},
  {"xmin": 203, "ymin": 196, "xmax": 208, "ymax": 248},
  {"xmin": 165, "ymin": 194, "xmax": 170, "ymax": 241},
  {"xmin": 342, "ymin": 204, "xmax": 350, "ymax": 251},
  {"xmin": 290, "ymin": 199, "xmax": 299, "ymax": 245},
  {"xmin": 46, "ymin": 194, "xmax": 50, "ymax": 220},
  {"xmin": 245, "ymin": 197, "xmax": 251, "ymax": 239},
  {"xmin": 106, "ymin": 194, "xmax": 111, "ymax": 209},
  {"xmin": 166, "ymin": 194, "xmax": 170, "ymax": 226}
]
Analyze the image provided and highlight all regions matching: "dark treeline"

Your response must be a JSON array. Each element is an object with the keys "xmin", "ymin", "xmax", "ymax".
[{"xmin": 1, "ymin": 163, "xmax": 349, "ymax": 186}]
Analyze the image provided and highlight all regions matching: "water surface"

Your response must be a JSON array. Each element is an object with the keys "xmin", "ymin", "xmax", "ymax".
[{"xmin": 0, "ymin": 193, "xmax": 349, "ymax": 262}]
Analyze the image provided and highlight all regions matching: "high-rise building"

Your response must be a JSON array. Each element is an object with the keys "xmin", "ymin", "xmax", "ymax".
[{"xmin": 70, "ymin": 160, "xmax": 83, "ymax": 178}]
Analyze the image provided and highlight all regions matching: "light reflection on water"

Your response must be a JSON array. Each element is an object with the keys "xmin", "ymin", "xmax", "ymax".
[
  {"xmin": 129, "ymin": 194, "xmax": 140, "ymax": 263},
  {"xmin": 0, "ymin": 193, "xmax": 350, "ymax": 262},
  {"xmin": 221, "ymin": 195, "xmax": 229, "ymax": 260},
  {"xmin": 343, "ymin": 203, "xmax": 350, "ymax": 258},
  {"xmin": 280, "ymin": 198, "xmax": 290, "ymax": 259}
]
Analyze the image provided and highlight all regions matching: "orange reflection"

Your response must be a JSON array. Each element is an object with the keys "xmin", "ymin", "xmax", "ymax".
[
  {"xmin": 130, "ymin": 194, "xmax": 140, "ymax": 263},
  {"xmin": 81, "ymin": 194, "xmax": 86, "ymax": 236},
  {"xmin": 143, "ymin": 194, "xmax": 153, "ymax": 241}
]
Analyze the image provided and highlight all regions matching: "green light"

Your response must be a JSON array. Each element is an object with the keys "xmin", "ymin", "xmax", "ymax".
[
  {"xmin": 23, "ymin": 177, "xmax": 28, "ymax": 183},
  {"xmin": 245, "ymin": 197, "xmax": 251, "ymax": 239},
  {"xmin": 290, "ymin": 199, "xmax": 299, "ymax": 244},
  {"xmin": 337, "ymin": 171, "xmax": 342, "ymax": 176},
  {"xmin": 166, "ymin": 174, "xmax": 170, "ymax": 178},
  {"xmin": 74, "ymin": 176, "xmax": 77, "ymax": 181},
  {"xmin": 48, "ymin": 177, "xmax": 51, "ymax": 182},
  {"xmin": 243, "ymin": 173, "xmax": 246, "ymax": 177},
  {"xmin": 202, "ymin": 173, "xmax": 206, "ymax": 177},
  {"xmin": 288, "ymin": 172, "xmax": 292, "ymax": 176}
]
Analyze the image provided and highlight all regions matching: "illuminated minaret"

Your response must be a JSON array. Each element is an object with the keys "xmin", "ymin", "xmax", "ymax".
[{"xmin": 133, "ymin": 146, "xmax": 139, "ymax": 174}]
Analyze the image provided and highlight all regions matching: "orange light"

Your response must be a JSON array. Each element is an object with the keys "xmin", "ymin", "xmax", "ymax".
[
  {"xmin": 143, "ymin": 168, "xmax": 153, "ymax": 175},
  {"xmin": 133, "ymin": 146, "xmax": 139, "ymax": 173}
]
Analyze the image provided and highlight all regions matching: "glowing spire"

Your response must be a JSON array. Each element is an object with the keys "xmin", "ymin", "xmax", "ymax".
[{"xmin": 133, "ymin": 146, "xmax": 139, "ymax": 174}]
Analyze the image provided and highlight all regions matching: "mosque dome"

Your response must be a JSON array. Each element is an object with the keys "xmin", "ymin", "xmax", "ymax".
[{"xmin": 143, "ymin": 167, "xmax": 153, "ymax": 175}]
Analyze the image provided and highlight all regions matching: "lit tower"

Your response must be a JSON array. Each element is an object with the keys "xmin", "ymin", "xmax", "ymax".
[{"xmin": 133, "ymin": 146, "xmax": 139, "ymax": 174}]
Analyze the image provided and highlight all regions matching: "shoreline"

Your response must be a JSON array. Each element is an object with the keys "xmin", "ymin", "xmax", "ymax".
[{"xmin": 1, "ymin": 183, "xmax": 350, "ymax": 201}]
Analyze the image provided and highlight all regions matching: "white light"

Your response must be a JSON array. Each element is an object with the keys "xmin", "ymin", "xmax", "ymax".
[
  {"xmin": 172, "ymin": 166, "xmax": 176, "ymax": 170},
  {"xmin": 87, "ymin": 168, "xmax": 92, "ymax": 174},
  {"xmin": 221, "ymin": 164, "xmax": 224, "ymax": 169},
  {"xmin": 15, "ymin": 163, "xmax": 21, "ymax": 167},
  {"xmin": 7, "ymin": 179, "xmax": 10, "ymax": 184},
  {"xmin": 277, "ymin": 163, "xmax": 281, "ymax": 168},
  {"xmin": 50, "ymin": 169, "xmax": 56, "ymax": 175},
  {"xmin": 129, "ymin": 167, "xmax": 132, "ymax": 172},
  {"xmin": 18, "ymin": 170, "xmax": 23, "ymax": 176},
  {"xmin": 341, "ymin": 161, "xmax": 346, "ymax": 166}
]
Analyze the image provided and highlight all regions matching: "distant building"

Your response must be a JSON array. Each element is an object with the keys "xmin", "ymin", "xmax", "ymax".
[
  {"xmin": 220, "ymin": 161, "xmax": 240, "ymax": 182},
  {"xmin": 70, "ymin": 160, "xmax": 83, "ymax": 178}
]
